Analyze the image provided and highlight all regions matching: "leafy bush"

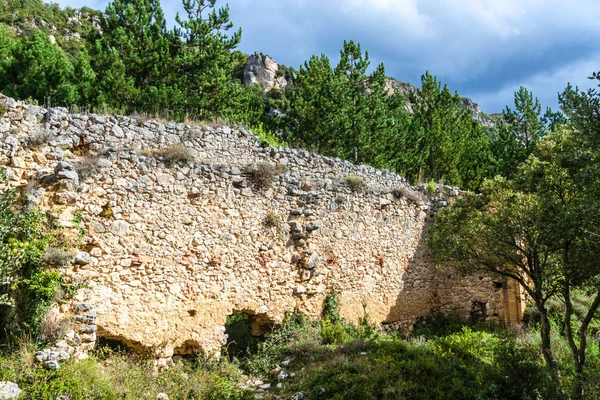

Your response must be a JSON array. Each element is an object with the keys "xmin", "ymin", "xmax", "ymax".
[
  {"xmin": 344, "ymin": 175, "xmax": 367, "ymax": 192},
  {"xmin": 250, "ymin": 122, "xmax": 287, "ymax": 148},
  {"xmin": 0, "ymin": 169, "xmax": 63, "ymax": 337},
  {"xmin": 426, "ymin": 180, "xmax": 437, "ymax": 194},
  {"xmin": 0, "ymin": 344, "xmax": 247, "ymax": 400},
  {"xmin": 242, "ymin": 312, "xmax": 309, "ymax": 376}
]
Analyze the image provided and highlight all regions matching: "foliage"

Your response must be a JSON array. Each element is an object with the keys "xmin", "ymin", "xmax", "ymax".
[
  {"xmin": 428, "ymin": 123, "xmax": 600, "ymax": 398},
  {"xmin": 492, "ymin": 86, "xmax": 563, "ymax": 179},
  {"xmin": 0, "ymin": 344, "xmax": 247, "ymax": 400},
  {"xmin": 0, "ymin": 170, "xmax": 64, "ymax": 338},
  {"xmin": 240, "ymin": 312, "xmax": 310, "ymax": 376},
  {"xmin": 0, "ymin": 30, "xmax": 79, "ymax": 105},
  {"xmin": 249, "ymin": 122, "xmax": 286, "ymax": 148}
]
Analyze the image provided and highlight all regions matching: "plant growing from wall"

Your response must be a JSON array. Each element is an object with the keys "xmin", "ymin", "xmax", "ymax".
[{"xmin": 0, "ymin": 169, "xmax": 65, "ymax": 339}]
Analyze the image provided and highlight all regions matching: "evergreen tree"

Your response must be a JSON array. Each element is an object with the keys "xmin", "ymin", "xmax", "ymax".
[
  {"xmin": 288, "ymin": 40, "xmax": 408, "ymax": 166},
  {"xmin": 87, "ymin": 0, "xmax": 172, "ymax": 111},
  {"xmin": 1, "ymin": 30, "xmax": 78, "ymax": 105},
  {"xmin": 173, "ymin": 0, "xmax": 243, "ymax": 121},
  {"xmin": 492, "ymin": 86, "xmax": 558, "ymax": 178},
  {"xmin": 404, "ymin": 72, "xmax": 492, "ymax": 189}
]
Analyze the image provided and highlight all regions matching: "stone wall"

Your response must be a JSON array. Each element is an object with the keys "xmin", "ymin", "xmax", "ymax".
[{"xmin": 0, "ymin": 95, "xmax": 509, "ymax": 366}]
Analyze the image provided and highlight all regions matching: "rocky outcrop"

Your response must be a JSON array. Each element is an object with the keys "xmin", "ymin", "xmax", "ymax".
[
  {"xmin": 385, "ymin": 77, "xmax": 494, "ymax": 126},
  {"xmin": 0, "ymin": 94, "xmax": 511, "ymax": 366},
  {"xmin": 243, "ymin": 53, "xmax": 291, "ymax": 91},
  {"xmin": 242, "ymin": 55, "xmax": 493, "ymax": 126}
]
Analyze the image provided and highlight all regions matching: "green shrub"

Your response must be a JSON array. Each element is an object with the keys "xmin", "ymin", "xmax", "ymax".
[
  {"xmin": 243, "ymin": 312, "xmax": 309, "ymax": 375},
  {"xmin": 0, "ymin": 170, "xmax": 63, "ymax": 337},
  {"xmin": 426, "ymin": 180, "xmax": 437, "ymax": 194},
  {"xmin": 320, "ymin": 318, "xmax": 350, "ymax": 345},
  {"xmin": 344, "ymin": 175, "xmax": 367, "ymax": 192},
  {"xmin": 250, "ymin": 122, "xmax": 287, "ymax": 148}
]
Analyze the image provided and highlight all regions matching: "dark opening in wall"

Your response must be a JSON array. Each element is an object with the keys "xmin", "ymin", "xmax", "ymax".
[
  {"xmin": 469, "ymin": 301, "xmax": 487, "ymax": 324},
  {"xmin": 96, "ymin": 336, "xmax": 134, "ymax": 354},
  {"xmin": 224, "ymin": 311, "xmax": 275, "ymax": 361},
  {"xmin": 494, "ymin": 282, "xmax": 504, "ymax": 290}
]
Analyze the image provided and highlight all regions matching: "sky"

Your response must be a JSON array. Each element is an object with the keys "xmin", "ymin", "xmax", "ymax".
[{"xmin": 55, "ymin": 0, "xmax": 600, "ymax": 113}]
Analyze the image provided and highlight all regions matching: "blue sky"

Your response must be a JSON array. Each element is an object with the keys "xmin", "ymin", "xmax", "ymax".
[{"xmin": 56, "ymin": 0, "xmax": 600, "ymax": 113}]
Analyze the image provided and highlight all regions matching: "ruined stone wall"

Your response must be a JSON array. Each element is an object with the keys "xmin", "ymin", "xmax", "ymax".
[{"xmin": 0, "ymin": 95, "xmax": 506, "ymax": 366}]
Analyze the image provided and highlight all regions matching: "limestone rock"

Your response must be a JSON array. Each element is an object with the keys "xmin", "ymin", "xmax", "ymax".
[
  {"xmin": 73, "ymin": 252, "xmax": 91, "ymax": 266},
  {"xmin": 243, "ymin": 53, "xmax": 290, "ymax": 91},
  {"xmin": 0, "ymin": 382, "xmax": 21, "ymax": 400}
]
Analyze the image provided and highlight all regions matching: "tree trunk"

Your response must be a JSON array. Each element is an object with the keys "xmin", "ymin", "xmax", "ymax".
[{"xmin": 538, "ymin": 306, "xmax": 558, "ymax": 380}]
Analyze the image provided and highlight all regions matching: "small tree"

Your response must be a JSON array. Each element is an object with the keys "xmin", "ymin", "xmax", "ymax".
[{"xmin": 428, "ymin": 126, "xmax": 600, "ymax": 399}]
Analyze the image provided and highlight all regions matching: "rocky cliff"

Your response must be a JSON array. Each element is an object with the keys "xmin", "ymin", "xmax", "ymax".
[{"xmin": 0, "ymin": 95, "xmax": 508, "ymax": 367}]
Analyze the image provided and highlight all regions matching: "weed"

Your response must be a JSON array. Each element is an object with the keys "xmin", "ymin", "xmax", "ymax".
[
  {"xmin": 250, "ymin": 161, "xmax": 278, "ymax": 190},
  {"xmin": 73, "ymin": 155, "xmax": 101, "ymax": 181},
  {"xmin": 100, "ymin": 203, "xmax": 113, "ymax": 219},
  {"xmin": 156, "ymin": 144, "xmax": 195, "ymax": 166},
  {"xmin": 263, "ymin": 211, "xmax": 281, "ymax": 228},
  {"xmin": 42, "ymin": 247, "xmax": 71, "ymax": 267},
  {"xmin": 344, "ymin": 175, "xmax": 367, "ymax": 193},
  {"xmin": 27, "ymin": 128, "xmax": 53, "ymax": 148},
  {"xmin": 426, "ymin": 180, "xmax": 438, "ymax": 194},
  {"xmin": 391, "ymin": 186, "xmax": 426, "ymax": 203},
  {"xmin": 0, "ymin": 103, "xmax": 6, "ymax": 116},
  {"xmin": 250, "ymin": 122, "xmax": 287, "ymax": 148}
]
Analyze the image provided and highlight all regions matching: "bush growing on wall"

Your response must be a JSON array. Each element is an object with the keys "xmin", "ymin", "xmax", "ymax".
[{"xmin": 0, "ymin": 169, "xmax": 64, "ymax": 339}]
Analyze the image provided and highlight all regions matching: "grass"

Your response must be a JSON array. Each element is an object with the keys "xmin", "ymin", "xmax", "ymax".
[
  {"xmin": 73, "ymin": 155, "xmax": 102, "ymax": 181},
  {"xmin": 0, "ymin": 345, "xmax": 248, "ymax": 400},
  {"xmin": 155, "ymin": 144, "xmax": 195, "ymax": 167},
  {"xmin": 0, "ymin": 313, "xmax": 591, "ymax": 400},
  {"xmin": 343, "ymin": 175, "xmax": 368, "ymax": 193}
]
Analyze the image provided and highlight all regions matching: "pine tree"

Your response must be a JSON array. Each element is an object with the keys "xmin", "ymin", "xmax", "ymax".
[
  {"xmin": 404, "ymin": 72, "xmax": 491, "ymax": 189},
  {"xmin": 87, "ymin": 0, "xmax": 173, "ymax": 112},
  {"xmin": 1, "ymin": 30, "xmax": 78, "ymax": 105},
  {"xmin": 173, "ymin": 0, "xmax": 243, "ymax": 121},
  {"xmin": 492, "ymin": 86, "xmax": 548, "ymax": 178}
]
